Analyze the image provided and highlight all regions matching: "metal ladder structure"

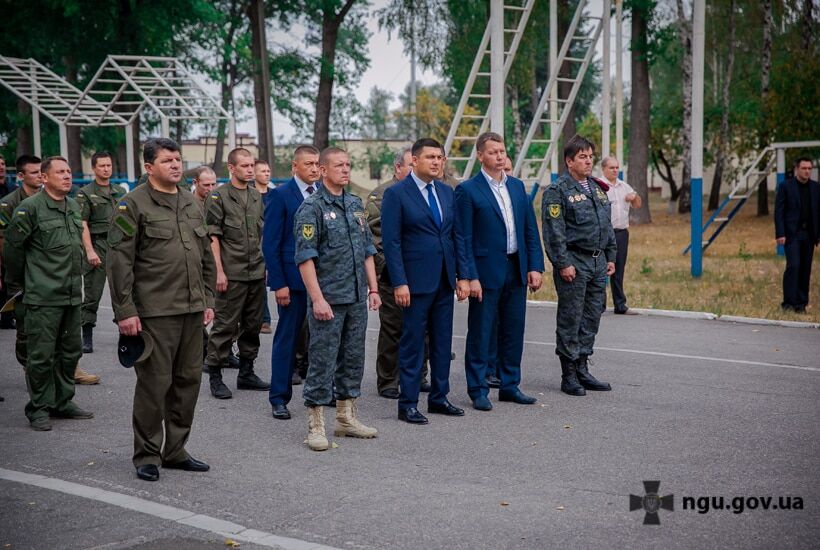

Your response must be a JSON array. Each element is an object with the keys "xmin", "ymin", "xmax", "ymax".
[
  {"xmin": 513, "ymin": 0, "xmax": 603, "ymax": 190},
  {"xmin": 443, "ymin": 0, "xmax": 535, "ymax": 180}
]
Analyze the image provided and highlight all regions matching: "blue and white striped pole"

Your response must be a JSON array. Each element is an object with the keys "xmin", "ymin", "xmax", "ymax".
[
  {"xmin": 775, "ymin": 148, "xmax": 785, "ymax": 256},
  {"xmin": 690, "ymin": 0, "xmax": 705, "ymax": 278}
]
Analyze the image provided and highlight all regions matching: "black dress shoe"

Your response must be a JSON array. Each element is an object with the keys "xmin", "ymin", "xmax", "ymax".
[
  {"xmin": 136, "ymin": 464, "xmax": 159, "ymax": 481},
  {"xmin": 472, "ymin": 396, "xmax": 493, "ymax": 411},
  {"xmin": 398, "ymin": 407, "xmax": 428, "ymax": 424},
  {"xmin": 162, "ymin": 457, "xmax": 210, "ymax": 472},
  {"xmin": 485, "ymin": 375, "xmax": 501, "ymax": 388},
  {"xmin": 419, "ymin": 381, "xmax": 432, "ymax": 393},
  {"xmin": 428, "ymin": 400, "xmax": 465, "ymax": 416},
  {"xmin": 379, "ymin": 388, "xmax": 400, "ymax": 399},
  {"xmin": 498, "ymin": 390, "xmax": 537, "ymax": 404},
  {"xmin": 272, "ymin": 404, "xmax": 291, "ymax": 420}
]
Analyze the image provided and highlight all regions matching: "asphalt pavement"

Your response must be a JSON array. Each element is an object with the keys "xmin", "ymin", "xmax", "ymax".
[{"xmin": 1, "ymin": 293, "xmax": 818, "ymax": 550}]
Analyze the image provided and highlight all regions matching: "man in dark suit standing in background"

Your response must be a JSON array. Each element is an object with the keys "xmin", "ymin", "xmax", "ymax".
[
  {"xmin": 775, "ymin": 157, "xmax": 819, "ymax": 313},
  {"xmin": 382, "ymin": 138, "xmax": 464, "ymax": 425},
  {"xmin": 263, "ymin": 145, "xmax": 321, "ymax": 420},
  {"xmin": 455, "ymin": 132, "xmax": 544, "ymax": 411}
]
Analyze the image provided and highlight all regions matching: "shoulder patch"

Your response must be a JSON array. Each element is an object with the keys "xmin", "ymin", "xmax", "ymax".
[
  {"xmin": 113, "ymin": 214, "xmax": 136, "ymax": 236},
  {"xmin": 548, "ymin": 204, "xmax": 561, "ymax": 218},
  {"xmin": 118, "ymin": 201, "xmax": 128, "ymax": 211},
  {"xmin": 210, "ymin": 193, "xmax": 220, "ymax": 200},
  {"xmin": 301, "ymin": 223, "xmax": 315, "ymax": 240}
]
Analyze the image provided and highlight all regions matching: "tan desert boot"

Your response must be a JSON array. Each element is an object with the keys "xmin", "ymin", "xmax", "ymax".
[
  {"xmin": 74, "ymin": 367, "xmax": 100, "ymax": 385},
  {"xmin": 334, "ymin": 398, "xmax": 377, "ymax": 438},
  {"xmin": 306, "ymin": 406, "xmax": 329, "ymax": 451}
]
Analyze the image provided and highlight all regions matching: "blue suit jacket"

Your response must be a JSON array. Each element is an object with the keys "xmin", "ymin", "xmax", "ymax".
[
  {"xmin": 382, "ymin": 175, "xmax": 458, "ymax": 294},
  {"xmin": 263, "ymin": 178, "xmax": 307, "ymax": 291},
  {"xmin": 775, "ymin": 177, "xmax": 820, "ymax": 241},
  {"xmin": 455, "ymin": 172, "xmax": 545, "ymax": 289}
]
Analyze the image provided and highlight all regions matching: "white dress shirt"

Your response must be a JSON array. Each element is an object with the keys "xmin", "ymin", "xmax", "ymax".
[
  {"xmin": 605, "ymin": 178, "xmax": 635, "ymax": 230},
  {"xmin": 294, "ymin": 175, "xmax": 317, "ymax": 199},
  {"xmin": 481, "ymin": 168, "xmax": 518, "ymax": 254},
  {"xmin": 410, "ymin": 171, "xmax": 443, "ymax": 221}
]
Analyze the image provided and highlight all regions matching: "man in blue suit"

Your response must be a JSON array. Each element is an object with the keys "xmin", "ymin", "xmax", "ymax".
[
  {"xmin": 382, "ymin": 138, "xmax": 465, "ymax": 424},
  {"xmin": 775, "ymin": 157, "xmax": 819, "ymax": 313},
  {"xmin": 455, "ymin": 132, "xmax": 545, "ymax": 411},
  {"xmin": 262, "ymin": 145, "xmax": 321, "ymax": 420}
]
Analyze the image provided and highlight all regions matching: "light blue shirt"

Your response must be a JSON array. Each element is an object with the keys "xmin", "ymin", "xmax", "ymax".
[
  {"xmin": 294, "ymin": 175, "xmax": 317, "ymax": 199},
  {"xmin": 410, "ymin": 171, "xmax": 443, "ymax": 221}
]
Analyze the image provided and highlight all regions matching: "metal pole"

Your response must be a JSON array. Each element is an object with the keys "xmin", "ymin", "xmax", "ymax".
[
  {"xmin": 776, "ymin": 147, "xmax": 785, "ymax": 256},
  {"xmin": 58, "ymin": 124, "xmax": 69, "ymax": 159},
  {"xmin": 490, "ymin": 0, "xmax": 505, "ymax": 135},
  {"xmin": 601, "ymin": 0, "xmax": 611, "ymax": 160},
  {"xmin": 160, "ymin": 116, "xmax": 170, "ymax": 138},
  {"xmin": 32, "ymin": 109, "xmax": 42, "ymax": 158},
  {"xmin": 410, "ymin": 17, "xmax": 417, "ymax": 136},
  {"xmin": 615, "ymin": 0, "xmax": 624, "ymax": 177},
  {"xmin": 125, "ymin": 123, "xmax": 136, "ymax": 186},
  {"xmin": 690, "ymin": 0, "xmax": 705, "ymax": 278},
  {"xmin": 550, "ymin": 0, "xmax": 558, "ymax": 182}
]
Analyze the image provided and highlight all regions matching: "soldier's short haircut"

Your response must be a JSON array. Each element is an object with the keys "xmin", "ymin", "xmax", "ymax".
[
  {"xmin": 91, "ymin": 151, "xmax": 113, "ymax": 168},
  {"xmin": 411, "ymin": 138, "xmax": 444, "ymax": 157},
  {"xmin": 16, "ymin": 154, "xmax": 42, "ymax": 174},
  {"xmin": 294, "ymin": 144, "xmax": 320, "ymax": 159},
  {"xmin": 143, "ymin": 137, "xmax": 181, "ymax": 164},
  {"xmin": 319, "ymin": 147, "xmax": 348, "ymax": 166},
  {"xmin": 227, "ymin": 147, "xmax": 253, "ymax": 166},
  {"xmin": 41, "ymin": 155, "xmax": 69, "ymax": 174},
  {"xmin": 794, "ymin": 156, "xmax": 813, "ymax": 168},
  {"xmin": 193, "ymin": 165, "xmax": 215, "ymax": 181},
  {"xmin": 254, "ymin": 159, "xmax": 270, "ymax": 167},
  {"xmin": 394, "ymin": 147, "xmax": 412, "ymax": 167},
  {"xmin": 563, "ymin": 135, "xmax": 596, "ymax": 166},
  {"xmin": 476, "ymin": 132, "xmax": 504, "ymax": 153}
]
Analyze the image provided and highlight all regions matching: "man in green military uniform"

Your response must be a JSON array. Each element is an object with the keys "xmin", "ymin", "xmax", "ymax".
[
  {"xmin": 541, "ymin": 135, "xmax": 615, "ymax": 397},
  {"xmin": 204, "ymin": 147, "xmax": 269, "ymax": 398},
  {"xmin": 107, "ymin": 137, "xmax": 215, "ymax": 482},
  {"xmin": 365, "ymin": 147, "xmax": 431, "ymax": 398},
  {"xmin": 295, "ymin": 147, "xmax": 382, "ymax": 451},
  {"xmin": 4, "ymin": 156, "xmax": 94, "ymax": 431},
  {"xmin": 0, "ymin": 155, "xmax": 41, "ymax": 366},
  {"xmin": 76, "ymin": 151, "xmax": 127, "ymax": 356}
]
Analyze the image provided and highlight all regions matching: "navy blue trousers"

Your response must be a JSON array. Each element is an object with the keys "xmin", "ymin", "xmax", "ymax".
[{"xmin": 268, "ymin": 290, "xmax": 307, "ymax": 406}]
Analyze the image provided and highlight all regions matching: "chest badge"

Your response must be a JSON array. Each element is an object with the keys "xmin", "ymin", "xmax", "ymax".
[{"xmin": 330, "ymin": 212, "xmax": 337, "ymax": 219}]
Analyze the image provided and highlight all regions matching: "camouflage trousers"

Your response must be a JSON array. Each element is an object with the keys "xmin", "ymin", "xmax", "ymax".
[
  {"xmin": 303, "ymin": 300, "xmax": 367, "ymax": 407},
  {"xmin": 553, "ymin": 251, "xmax": 607, "ymax": 361}
]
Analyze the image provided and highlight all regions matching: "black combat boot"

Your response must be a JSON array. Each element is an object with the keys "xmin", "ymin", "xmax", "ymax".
[
  {"xmin": 82, "ymin": 325, "xmax": 93, "ymax": 354},
  {"xmin": 237, "ymin": 357, "xmax": 270, "ymax": 390},
  {"xmin": 559, "ymin": 355, "xmax": 586, "ymax": 396},
  {"xmin": 209, "ymin": 367, "xmax": 233, "ymax": 399},
  {"xmin": 227, "ymin": 348, "xmax": 240, "ymax": 368},
  {"xmin": 575, "ymin": 356, "xmax": 612, "ymax": 391}
]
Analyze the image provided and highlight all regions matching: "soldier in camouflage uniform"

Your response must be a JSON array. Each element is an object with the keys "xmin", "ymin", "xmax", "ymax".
[
  {"xmin": 294, "ymin": 147, "xmax": 382, "ymax": 451},
  {"xmin": 76, "ymin": 151, "xmax": 126, "ymax": 357},
  {"xmin": 4, "ymin": 156, "xmax": 93, "ymax": 431},
  {"xmin": 0, "ymin": 155, "xmax": 41, "ymax": 366},
  {"xmin": 541, "ymin": 135, "xmax": 615, "ymax": 397},
  {"xmin": 204, "ymin": 148, "xmax": 269, "ymax": 398}
]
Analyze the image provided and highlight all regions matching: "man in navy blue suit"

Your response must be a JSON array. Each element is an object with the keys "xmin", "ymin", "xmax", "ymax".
[
  {"xmin": 382, "ymin": 138, "xmax": 465, "ymax": 424},
  {"xmin": 262, "ymin": 145, "xmax": 321, "ymax": 420},
  {"xmin": 455, "ymin": 132, "xmax": 545, "ymax": 411},
  {"xmin": 775, "ymin": 157, "xmax": 819, "ymax": 313}
]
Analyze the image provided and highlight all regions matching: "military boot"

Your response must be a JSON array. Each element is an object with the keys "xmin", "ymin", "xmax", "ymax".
[
  {"xmin": 237, "ymin": 357, "xmax": 270, "ymax": 390},
  {"xmin": 209, "ymin": 367, "xmax": 233, "ymax": 399},
  {"xmin": 334, "ymin": 398, "xmax": 378, "ymax": 438},
  {"xmin": 307, "ymin": 406, "xmax": 329, "ymax": 451},
  {"xmin": 81, "ymin": 325, "xmax": 93, "ymax": 354},
  {"xmin": 559, "ymin": 356, "xmax": 586, "ymax": 396},
  {"xmin": 576, "ymin": 356, "xmax": 612, "ymax": 391},
  {"xmin": 74, "ymin": 367, "xmax": 100, "ymax": 385}
]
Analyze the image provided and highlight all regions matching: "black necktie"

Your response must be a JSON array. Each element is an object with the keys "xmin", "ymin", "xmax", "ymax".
[{"xmin": 306, "ymin": 185, "xmax": 314, "ymax": 195}]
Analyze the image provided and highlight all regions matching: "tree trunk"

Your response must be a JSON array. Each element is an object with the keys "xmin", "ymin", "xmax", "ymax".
[
  {"xmin": 312, "ymin": 0, "xmax": 355, "ymax": 151},
  {"xmin": 248, "ymin": 0, "xmax": 274, "ymax": 163},
  {"xmin": 652, "ymin": 149, "xmax": 679, "ymax": 200},
  {"xmin": 802, "ymin": 0, "xmax": 814, "ymax": 51},
  {"xmin": 708, "ymin": 0, "xmax": 735, "ymax": 211},
  {"xmin": 627, "ymin": 0, "xmax": 652, "ymax": 224},
  {"xmin": 558, "ymin": 0, "xmax": 576, "ymax": 147},
  {"xmin": 757, "ymin": 0, "xmax": 773, "ymax": 216},
  {"xmin": 676, "ymin": 0, "xmax": 692, "ymax": 214},
  {"xmin": 509, "ymin": 85, "xmax": 523, "ymax": 154},
  {"xmin": 16, "ymin": 99, "xmax": 33, "ymax": 158},
  {"xmin": 63, "ymin": 58, "xmax": 83, "ymax": 175}
]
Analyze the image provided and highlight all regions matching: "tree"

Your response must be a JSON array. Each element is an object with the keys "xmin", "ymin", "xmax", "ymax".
[
  {"xmin": 674, "ymin": 0, "xmax": 693, "ymax": 214},
  {"xmin": 361, "ymin": 87, "xmax": 395, "ymax": 140},
  {"xmin": 248, "ymin": 0, "xmax": 275, "ymax": 164},
  {"xmin": 708, "ymin": 0, "xmax": 736, "ymax": 211},
  {"xmin": 757, "ymin": 0, "xmax": 773, "ymax": 215},
  {"xmin": 627, "ymin": 0, "xmax": 654, "ymax": 224}
]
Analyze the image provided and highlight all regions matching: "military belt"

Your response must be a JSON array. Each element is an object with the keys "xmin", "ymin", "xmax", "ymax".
[{"xmin": 567, "ymin": 244, "xmax": 603, "ymax": 257}]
